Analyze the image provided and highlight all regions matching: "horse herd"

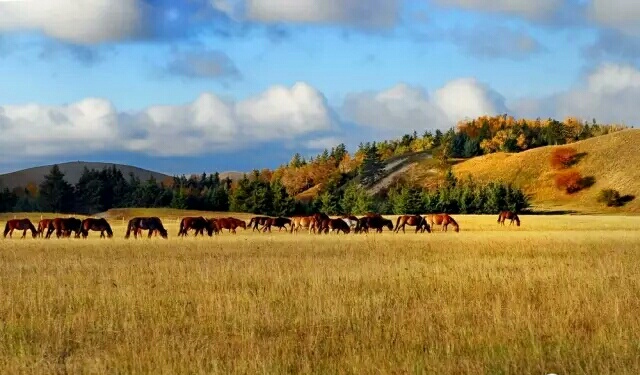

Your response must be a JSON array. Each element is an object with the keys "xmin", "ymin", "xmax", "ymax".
[{"xmin": 2, "ymin": 211, "xmax": 521, "ymax": 239}]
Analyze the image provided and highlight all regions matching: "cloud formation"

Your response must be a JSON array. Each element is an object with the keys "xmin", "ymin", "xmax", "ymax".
[
  {"xmin": 589, "ymin": 0, "xmax": 640, "ymax": 36},
  {"xmin": 433, "ymin": 0, "xmax": 564, "ymax": 19},
  {"xmin": 448, "ymin": 26, "xmax": 545, "ymax": 60},
  {"xmin": 165, "ymin": 49, "xmax": 241, "ymax": 79},
  {"xmin": 342, "ymin": 79, "xmax": 506, "ymax": 135},
  {"xmin": 0, "ymin": 83, "xmax": 336, "ymax": 158}
]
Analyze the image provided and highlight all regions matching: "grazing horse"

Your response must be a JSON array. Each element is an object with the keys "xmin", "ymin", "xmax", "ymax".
[
  {"xmin": 178, "ymin": 217, "xmax": 209, "ymax": 237},
  {"xmin": 125, "ymin": 217, "xmax": 168, "ymax": 239},
  {"xmin": 497, "ymin": 211, "xmax": 521, "ymax": 227},
  {"xmin": 81, "ymin": 218, "xmax": 113, "ymax": 238},
  {"xmin": 319, "ymin": 218, "xmax": 351, "ymax": 234},
  {"xmin": 290, "ymin": 216, "xmax": 318, "ymax": 234},
  {"xmin": 48, "ymin": 218, "xmax": 82, "ymax": 238},
  {"xmin": 3, "ymin": 219, "xmax": 37, "ymax": 239},
  {"xmin": 249, "ymin": 216, "xmax": 271, "ymax": 232},
  {"xmin": 427, "ymin": 214, "xmax": 460, "ymax": 232},
  {"xmin": 394, "ymin": 215, "xmax": 430, "ymax": 234},
  {"xmin": 37, "ymin": 219, "xmax": 53, "ymax": 237},
  {"xmin": 262, "ymin": 217, "xmax": 292, "ymax": 232},
  {"xmin": 214, "ymin": 218, "xmax": 245, "ymax": 234},
  {"xmin": 205, "ymin": 218, "xmax": 219, "ymax": 236},
  {"xmin": 341, "ymin": 215, "xmax": 360, "ymax": 231},
  {"xmin": 357, "ymin": 216, "xmax": 394, "ymax": 233}
]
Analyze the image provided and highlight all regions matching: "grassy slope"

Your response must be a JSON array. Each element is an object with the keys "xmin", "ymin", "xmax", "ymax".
[{"xmin": 451, "ymin": 129, "xmax": 640, "ymax": 213}]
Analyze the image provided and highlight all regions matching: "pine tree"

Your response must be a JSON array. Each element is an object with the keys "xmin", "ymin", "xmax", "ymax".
[
  {"xmin": 271, "ymin": 180, "xmax": 295, "ymax": 217},
  {"xmin": 39, "ymin": 165, "xmax": 74, "ymax": 213},
  {"xmin": 359, "ymin": 142, "xmax": 385, "ymax": 186}
]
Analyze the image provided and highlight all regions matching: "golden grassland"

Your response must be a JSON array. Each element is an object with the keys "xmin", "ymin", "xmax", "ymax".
[
  {"xmin": 451, "ymin": 129, "xmax": 640, "ymax": 214},
  {"xmin": 1, "ymin": 215, "xmax": 640, "ymax": 374}
]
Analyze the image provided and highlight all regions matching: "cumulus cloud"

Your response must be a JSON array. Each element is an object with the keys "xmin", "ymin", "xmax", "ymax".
[
  {"xmin": 246, "ymin": 0, "xmax": 400, "ymax": 28},
  {"xmin": 0, "ymin": 0, "xmax": 142, "ymax": 44},
  {"xmin": 342, "ymin": 80, "xmax": 506, "ymax": 134},
  {"xmin": 433, "ymin": 0, "xmax": 563, "ymax": 19},
  {"xmin": 165, "ymin": 49, "xmax": 240, "ymax": 79},
  {"xmin": 0, "ymin": 83, "xmax": 336, "ymax": 158},
  {"xmin": 512, "ymin": 63, "xmax": 640, "ymax": 125}
]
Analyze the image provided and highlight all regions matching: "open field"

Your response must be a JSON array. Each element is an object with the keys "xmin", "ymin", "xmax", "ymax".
[{"xmin": 1, "ymin": 215, "xmax": 640, "ymax": 373}]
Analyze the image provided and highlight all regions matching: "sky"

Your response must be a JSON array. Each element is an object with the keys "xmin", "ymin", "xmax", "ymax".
[{"xmin": 1, "ymin": 0, "xmax": 640, "ymax": 175}]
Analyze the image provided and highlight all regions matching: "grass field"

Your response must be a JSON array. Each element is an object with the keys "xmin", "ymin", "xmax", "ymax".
[{"xmin": 1, "ymin": 215, "xmax": 640, "ymax": 374}]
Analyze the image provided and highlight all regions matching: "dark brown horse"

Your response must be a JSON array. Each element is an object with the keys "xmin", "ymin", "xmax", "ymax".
[
  {"xmin": 394, "ymin": 215, "xmax": 430, "ymax": 233},
  {"xmin": 262, "ymin": 217, "xmax": 292, "ymax": 232},
  {"xmin": 47, "ymin": 218, "xmax": 83, "ymax": 238},
  {"xmin": 125, "ymin": 217, "xmax": 168, "ymax": 239},
  {"xmin": 81, "ymin": 218, "xmax": 113, "ymax": 238},
  {"xmin": 37, "ymin": 219, "xmax": 53, "ymax": 237},
  {"xmin": 3, "ymin": 219, "xmax": 37, "ymax": 239},
  {"xmin": 249, "ymin": 216, "xmax": 271, "ymax": 232},
  {"xmin": 205, "ymin": 218, "xmax": 219, "ymax": 236},
  {"xmin": 318, "ymin": 218, "xmax": 351, "ymax": 234},
  {"xmin": 427, "ymin": 214, "xmax": 460, "ymax": 232},
  {"xmin": 178, "ymin": 217, "xmax": 209, "ymax": 237},
  {"xmin": 497, "ymin": 211, "xmax": 521, "ymax": 227},
  {"xmin": 357, "ymin": 216, "xmax": 394, "ymax": 233}
]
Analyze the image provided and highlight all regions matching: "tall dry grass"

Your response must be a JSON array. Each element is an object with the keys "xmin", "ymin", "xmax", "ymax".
[{"xmin": 1, "ymin": 215, "xmax": 640, "ymax": 374}]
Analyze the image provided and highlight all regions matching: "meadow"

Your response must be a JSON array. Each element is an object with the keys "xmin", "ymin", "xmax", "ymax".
[{"xmin": 1, "ymin": 214, "xmax": 640, "ymax": 374}]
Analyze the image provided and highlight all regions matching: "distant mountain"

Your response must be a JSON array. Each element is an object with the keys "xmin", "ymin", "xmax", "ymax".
[{"xmin": 0, "ymin": 162, "xmax": 172, "ymax": 190}]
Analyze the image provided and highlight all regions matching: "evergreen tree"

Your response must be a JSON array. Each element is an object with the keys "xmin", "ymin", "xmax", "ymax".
[
  {"xmin": 271, "ymin": 180, "xmax": 295, "ymax": 217},
  {"xmin": 230, "ymin": 176, "xmax": 252, "ymax": 212},
  {"xmin": 39, "ymin": 165, "xmax": 74, "ymax": 213},
  {"xmin": 359, "ymin": 142, "xmax": 385, "ymax": 186},
  {"xmin": 170, "ymin": 189, "xmax": 187, "ymax": 209}
]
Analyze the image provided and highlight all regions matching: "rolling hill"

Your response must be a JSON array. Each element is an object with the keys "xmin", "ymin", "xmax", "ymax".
[
  {"xmin": 449, "ymin": 129, "xmax": 640, "ymax": 213},
  {"xmin": 0, "ymin": 162, "xmax": 172, "ymax": 190}
]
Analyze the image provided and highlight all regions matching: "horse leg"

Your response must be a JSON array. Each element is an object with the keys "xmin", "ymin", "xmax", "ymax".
[{"xmin": 21, "ymin": 229, "xmax": 27, "ymax": 239}]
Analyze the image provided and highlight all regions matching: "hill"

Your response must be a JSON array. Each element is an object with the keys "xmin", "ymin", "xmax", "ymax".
[
  {"xmin": 449, "ymin": 129, "xmax": 640, "ymax": 213},
  {"xmin": 0, "ymin": 162, "xmax": 171, "ymax": 190}
]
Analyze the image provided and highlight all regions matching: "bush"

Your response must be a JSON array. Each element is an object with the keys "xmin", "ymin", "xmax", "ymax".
[
  {"xmin": 597, "ymin": 189, "xmax": 622, "ymax": 207},
  {"xmin": 555, "ymin": 169, "xmax": 584, "ymax": 194},
  {"xmin": 550, "ymin": 147, "xmax": 578, "ymax": 170}
]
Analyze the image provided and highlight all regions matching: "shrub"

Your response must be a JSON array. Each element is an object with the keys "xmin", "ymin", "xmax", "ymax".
[
  {"xmin": 597, "ymin": 189, "xmax": 622, "ymax": 207},
  {"xmin": 550, "ymin": 147, "xmax": 578, "ymax": 170},
  {"xmin": 555, "ymin": 169, "xmax": 584, "ymax": 194}
]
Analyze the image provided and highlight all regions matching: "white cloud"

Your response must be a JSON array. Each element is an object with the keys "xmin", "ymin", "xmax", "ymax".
[
  {"xmin": 589, "ymin": 0, "xmax": 640, "ymax": 36},
  {"xmin": 246, "ymin": 0, "xmax": 400, "ymax": 27},
  {"xmin": 0, "ymin": 0, "xmax": 141, "ymax": 44},
  {"xmin": 342, "ymin": 80, "xmax": 505, "ymax": 134},
  {"xmin": 304, "ymin": 136, "xmax": 343, "ymax": 150},
  {"xmin": 0, "ymin": 83, "xmax": 336, "ymax": 158},
  {"xmin": 433, "ymin": 0, "xmax": 563, "ymax": 19}
]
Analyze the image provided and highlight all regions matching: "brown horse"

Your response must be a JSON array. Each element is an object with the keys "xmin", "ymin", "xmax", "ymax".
[
  {"xmin": 290, "ymin": 216, "xmax": 318, "ymax": 234},
  {"xmin": 497, "ymin": 211, "xmax": 521, "ymax": 227},
  {"xmin": 47, "ymin": 218, "xmax": 83, "ymax": 238},
  {"xmin": 357, "ymin": 216, "xmax": 394, "ymax": 233},
  {"xmin": 227, "ymin": 217, "xmax": 247, "ymax": 230},
  {"xmin": 262, "ymin": 217, "xmax": 292, "ymax": 232},
  {"xmin": 178, "ymin": 217, "xmax": 209, "ymax": 237},
  {"xmin": 125, "ymin": 217, "xmax": 168, "ymax": 239},
  {"xmin": 214, "ymin": 217, "xmax": 245, "ymax": 234},
  {"xmin": 37, "ymin": 219, "xmax": 53, "ymax": 237},
  {"xmin": 394, "ymin": 215, "xmax": 430, "ymax": 233},
  {"xmin": 205, "ymin": 218, "xmax": 219, "ymax": 236},
  {"xmin": 81, "ymin": 218, "xmax": 113, "ymax": 238},
  {"xmin": 249, "ymin": 216, "xmax": 271, "ymax": 232},
  {"xmin": 427, "ymin": 214, "xmax": 460, "ymax": 232},
  {"xmin": 318, "ymin": 218, "xmax": 351, "ymax": 234},
  {"xmin": 3, "ymin": 219, "xmax": 38, "ymax": 239}
]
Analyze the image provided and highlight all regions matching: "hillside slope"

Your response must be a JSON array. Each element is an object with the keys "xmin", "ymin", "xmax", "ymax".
[
  {"xmin": 0, "ymin": 162, "xmax": 171, "ymax": 190},
  {"xmin": 452, "ymin": 129, "xmax": 640, "ymax": 213}
]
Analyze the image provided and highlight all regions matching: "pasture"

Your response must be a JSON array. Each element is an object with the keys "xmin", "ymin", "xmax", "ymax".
[{"xmin": 1, "ymin": 215, "xmax": 640, "ymax": 374}]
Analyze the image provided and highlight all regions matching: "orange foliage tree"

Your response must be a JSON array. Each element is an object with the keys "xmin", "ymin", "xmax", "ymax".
[
  {"xmin": 555, "ymin": 169, "xmax": 584, "ymax": 194},
  {"xmin": 550, "ymin": 147, "xmax": 578, "ymax": 170}
]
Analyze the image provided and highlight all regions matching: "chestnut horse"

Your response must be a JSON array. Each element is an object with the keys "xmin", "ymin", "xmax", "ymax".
[
  {"xmin": 262, "ymin": 217, "xmax": 292, "ymax": 232},
  {"xmin": 497, "ymin": 211, "xmax": 520, "ymax": 227},
  {"xmin": 290, "ymin": 216, "xmax": 318, "ymax": 234},
  {"xmin": 318, "ymin": 218, "xmax": 351, "ymax": 234},
  {"xmin": 37, "ymin": 219, "xmax": 53, "ymax": 237},
  {"xmin": 178, "ymin": 216, "xmax": 209, "ymax": 237},
  {"xmin": 81, "ymin": 218, "xmax": 113, "ymax": 238},
  {"xmin": 394, "ymin": 215, "xmax": 430, "ymax": 233},
  {"xmin": 47, "ymin": 218, "xmax": 82, "ymax": 238},
  {"xmin": 125, "ymin": 217, "xmax": 168, "ymax": 239},
  {"xmin": 215, "ymin": 217, "xmax": 246, "ymax": 234},
  {"xmin": 427, "ymin": 214, "xmax": 460, "ymax": 232},
  {"xmin": 3, "ymin": 219, "xmax": 37, "ymax": 239},
  {"xmin": 249, "ymin": 216, "xmax": 270, "ymax": 232}
]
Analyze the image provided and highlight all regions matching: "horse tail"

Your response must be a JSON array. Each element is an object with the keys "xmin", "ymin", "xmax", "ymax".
[
  {"xmin": 497, "ymin": 212, "xmax": 502, "ymax": 223},
  {"xmin": 3, "ymin": 221, "xmax": 9, "ymax": 238},
  {"xmin": 178, "ymin": 218, "xmax": 185, "ymax": 237},
  {"xmin": 124, "ymin": 219, "xmax": 134, "ymax": 239}
]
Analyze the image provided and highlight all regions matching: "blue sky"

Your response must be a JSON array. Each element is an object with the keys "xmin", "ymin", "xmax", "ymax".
[{"xmin": 1, "ymin": 0, "xmax": 640, "ymax": 175}]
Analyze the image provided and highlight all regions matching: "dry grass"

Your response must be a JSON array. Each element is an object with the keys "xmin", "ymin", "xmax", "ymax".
[
  {"xmin": 1, "ymin": 215, "xmax": 640, "ymax": 374},
  {"xmin": 452, "ymin": 129, "xmax": 640, "ymax": 213}
]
